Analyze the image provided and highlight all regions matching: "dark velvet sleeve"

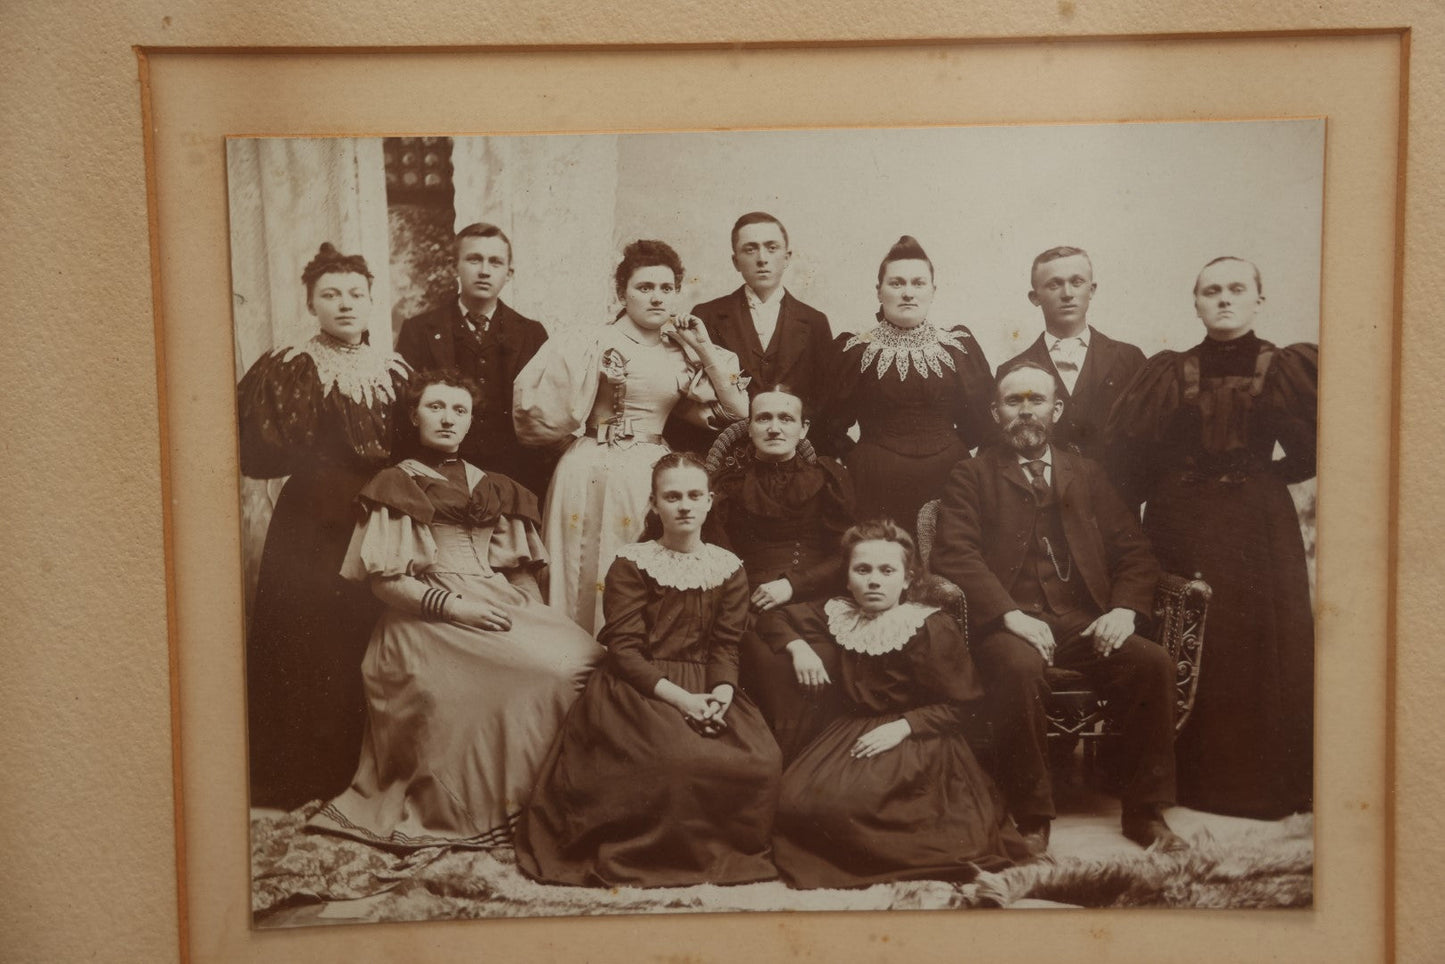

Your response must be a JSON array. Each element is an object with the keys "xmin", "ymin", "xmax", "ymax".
[
  {"xmin": 756, "ymin": 599, "xmax": 830, "ymax": 655},
  {"xmin": 816, "ymin": 332, "xmax": 864, "ymax": 459},
  {"xmin": 900, "ymin": 612, "xmax": 985, "ymax": 736},
  {"xmin": 236, "ymin": 350, "xmax": 322, "ymax": 479},
  {"xmin": 705, "ymin": 566, "xmax": 752, "ymax": 690},
  {"xmin": 781, "ymin": 458, "xmax": 856, "ymax": 600},
  {"xmin": 597, "ymin": 557, "xmax": 667, "ymax": 696},
  {"xmin": 1265, "ymin": 343, "xmax": 1319, "ymax": 485},
  {"xmin": 1103, "ymin": 350, "xmax": 1185, "ymax": 506},
  {"xmin": 946, "ymin": 326, "xmax": 996, "ymax": 451}
]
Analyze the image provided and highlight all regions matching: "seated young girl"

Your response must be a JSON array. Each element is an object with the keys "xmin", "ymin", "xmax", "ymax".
[
  {"xmin": 517, "ymin": 452, "xmax": 782, "ymax": 887},
  {"xmin": 759, "ymin": 520, "xmax": 1026, "ymax": 888},
  {"xmin": 306, "ymin": 371, "xmax": 602, "ymax": 850}
]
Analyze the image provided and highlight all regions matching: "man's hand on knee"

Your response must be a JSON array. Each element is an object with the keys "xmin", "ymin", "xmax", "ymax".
[
  {"xmin": 1083, "ymin": 607, "xmax": 1137, "ymax": 656},
  {"xmin": 1001, "ymin": 610, "xmax": 1056, "ymax": 665}
]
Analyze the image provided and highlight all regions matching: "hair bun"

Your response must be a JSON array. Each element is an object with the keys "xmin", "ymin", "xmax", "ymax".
[
  {"xmin": 886, "ymin": 235, "xmax": 929, "ymax": 261},
  {"xmin": 316, "ymin": 242, "xmax": 341, "ymax": 257}
]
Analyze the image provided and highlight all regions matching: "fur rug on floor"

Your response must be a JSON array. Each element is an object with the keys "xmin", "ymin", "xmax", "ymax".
[{"xmin": 251, "ymin": 804, "xmax": 1312, "ymax": 927}]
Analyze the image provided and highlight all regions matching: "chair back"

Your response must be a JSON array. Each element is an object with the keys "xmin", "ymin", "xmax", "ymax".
[
  {"xmin": 915, "ymin": 498, "xmax": 941, "ymax": 568},
  {"xmin": 703, "ymin": 420, "xmax": 818, "ymax": 477}
]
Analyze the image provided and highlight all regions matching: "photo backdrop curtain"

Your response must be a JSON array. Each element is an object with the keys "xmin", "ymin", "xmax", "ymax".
[{"xmin": 226, "ymin": 138, "xmax": 391, "ymax": 609}]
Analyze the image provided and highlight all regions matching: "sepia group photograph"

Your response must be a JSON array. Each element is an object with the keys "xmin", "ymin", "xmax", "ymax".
[{"xmin": 231, "ymin": 119, "xmax": 1323, "ymax": 927}]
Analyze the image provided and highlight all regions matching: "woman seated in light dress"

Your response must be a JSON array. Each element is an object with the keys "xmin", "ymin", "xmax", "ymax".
[
  {"xmin": 513, "ymin": 240, "xmax": 749, "ymax": 633},
  {"xmin": 760, "ymin": 519, "xmax": 1025, "ymax": 888},
  {"xmin": 518, "ymin": 452, "xmax": 782, "ymax": 888},
  {"xmin": 306, "ymin": 370, "xmax": 602, "ymax": 850}
]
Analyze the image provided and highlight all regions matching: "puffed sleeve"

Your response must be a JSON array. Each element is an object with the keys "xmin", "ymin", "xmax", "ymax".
[
  {"xmin": 512, "ymin": 327, "xmax": 604, "ymax": 446},
  {"xmin": 945, "ymin": 325, "xmax": 995, "ymax": 450},
  {"xmin": 900, "ymin": 612, "xmax": 985, "ymax": 737},
  {"xmin": 1103, "ymin": 350, "xmax": 1186, "ymax": 505},
  {"xmin": 817, "ymin": 332, "xmax": 864, "ymax": 458},
  {"xmin": 756, "ymin": 599, "xmax": 831, "ymax": 655},
  {"xmin": 338, "ymin": 466, "xmax": 439, "ymax": 581},
  {"xmin": 598, "ymin": 556, "xmax": 668, "ymax": 696},
  {"xmin": 705, "ymin": 565, "xmax": 751, "ymax": 690},
  {"xmin": 236, "ymin": 349, "xmax": 322, "ymax": 478},
  {"xmin": 1264, "ymin": 343, "xmax": 1319, "ymax": 485},
  {"xmin": 673, "ymin": 342, "xmax": 748, "ymax": 429}
]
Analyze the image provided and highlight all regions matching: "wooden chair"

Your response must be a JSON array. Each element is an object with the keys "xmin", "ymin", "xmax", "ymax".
[{"xmin": 914, "ymin": 498, "xmax": 1212, "ymax": 766}]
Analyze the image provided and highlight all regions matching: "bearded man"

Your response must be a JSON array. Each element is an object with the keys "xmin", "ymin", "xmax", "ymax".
[{"xmin": 929, "ymin": 360, "xmax": 1184, "ymax": 856}]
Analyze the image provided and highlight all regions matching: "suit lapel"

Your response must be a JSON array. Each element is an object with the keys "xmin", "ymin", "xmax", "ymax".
[
  {"xmin": 1069, "ymin": 326, "xmax": 1107, "ymax": 403},
  {"xmin": 995, "ymin": 447, "xmax": 1033, "ymax": 497},
  {"xmin": 729, "ymin": 286, "xmax": 765, "ymax": 360},
  {"xmin": 768, "ymin": 291, "xmax": 801, "ymax": 363},
  {"xmin": 431, "ymin": 303, "xmax": 462, "ymax": 369},
  {"xmin": 1020, "ymin": 334, "xmax": 1069, "ymax": 399}
]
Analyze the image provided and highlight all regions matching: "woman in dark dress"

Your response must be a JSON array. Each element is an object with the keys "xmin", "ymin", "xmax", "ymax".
[
  {"xmin": 518, "ymin": 453, "xmax": 782, "ymax": 888},
  {"xmin": 238, "ymin": 243, "xmax": 410, "ymax": 810},
  {"xmin": 824, "ymin": 236, "xmax": 993, "ymax": 531},
  {"xmin": 761, "ymin": 520, "xmax": 1024, "ymax": 888},
  {"xmin": 1106, "ymin": 256, "xmax": 1317, "ymax": 819}
]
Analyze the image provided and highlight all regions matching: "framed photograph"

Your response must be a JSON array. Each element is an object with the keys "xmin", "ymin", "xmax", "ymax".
[{"xmin": 143, "ymin": 32, "xmax": 1401, "ymax": 963}]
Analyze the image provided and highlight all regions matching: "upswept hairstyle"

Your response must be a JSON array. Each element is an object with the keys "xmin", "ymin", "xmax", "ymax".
[
  {"xmin": 301, "ymin": 243, "xmax": 374, "ymax": 304},
  {"xmin": 614, "ymin": 239, "xmax": 685, "ymax": 300},
  {"xmin": 730, "ymin": 211, "xmax": 790, "ymax": 250},
  {"xmin": 876, "ymin": 235, "xmax": 934, "ymax": 284},
  {"xmin": 455, "ymin": 222, "xmax": 513, "ymax": 262},
  {"xmin": 1193, "ymin": 256, "xmax": 1263, "ymax": 296}
]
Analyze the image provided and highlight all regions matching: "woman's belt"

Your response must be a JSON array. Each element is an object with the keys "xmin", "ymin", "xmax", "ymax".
[{"xmin": 585, "ymin": 417, "xmax": 666, "ymax": 447}]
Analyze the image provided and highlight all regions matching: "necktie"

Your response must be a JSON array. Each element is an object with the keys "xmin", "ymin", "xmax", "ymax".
[
  {"xmin": 1024, "ymin": 459, "xmax": 1050, "ymax": 503},
  {"xmin": 468, "ymin": 311, "xmax": 490, "ymax": 340},
  {"xmin": 1051, "ymin": 337, "xmax": 1084, "ymax": 391}
]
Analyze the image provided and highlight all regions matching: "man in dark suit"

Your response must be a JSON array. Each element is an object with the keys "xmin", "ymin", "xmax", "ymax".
[
  {"xmin": 931, "ymin": 360, "xmax": 1183, "ymax": 856},
  {"xmin": 997, "ymin": 246, "xmax": 1146, "ymax": 493},
  {"xmin": 394, "ymin": 222, "xmax": 552, "ymax": 494},
  {"xmin": 671, "ymin": 212, "xmax": 838, "ymax": 455}
]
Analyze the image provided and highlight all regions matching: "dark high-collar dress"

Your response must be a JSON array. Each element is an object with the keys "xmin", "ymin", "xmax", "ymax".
[
  {"xmin": 1107, "ymin": 331, "xmax": 1317, "ymax": 818},
  {"xmin": 237, "ymin": 333, "xmax": 410, "ymax": 809},
  {"xmin": 824, "ymin": 319, "xmax": 993, "ymax": 532}
]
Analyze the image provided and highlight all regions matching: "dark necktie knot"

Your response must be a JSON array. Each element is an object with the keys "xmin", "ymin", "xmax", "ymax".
[
  {"xmin": 1024, "ymin": 460, "xmax": 1050, "ymax": 502},
  {"xmin": 468, "ymin": 311, "xmax": 490, "ymax": 337}
]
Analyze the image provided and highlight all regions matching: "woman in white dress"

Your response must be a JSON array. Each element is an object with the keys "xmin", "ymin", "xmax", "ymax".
[{"xmin": 514, "ymin": 240, "xmax": 749, "ymax": 632}]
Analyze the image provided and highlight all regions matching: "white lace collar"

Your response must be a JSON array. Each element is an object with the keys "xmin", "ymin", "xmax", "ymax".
[
  {"xmin": 824, "ymin": 597, "xmax": 938, "ymax": 655},
  {"xmin": 843, "ymin": 321, "xmax": 973, "ymax": 380},
  {"xmin": 285, "ymin": 333, "xmax": 408, "ymax": 406},
  {"xmin": 615, "ymin": 541, "xmax": 742, "ymax": 591}
]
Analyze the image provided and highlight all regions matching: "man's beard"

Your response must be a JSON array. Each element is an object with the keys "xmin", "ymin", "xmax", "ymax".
[{"xmin": 1004, "ymin": 419, "xmax": 1050, "ymax": 452}]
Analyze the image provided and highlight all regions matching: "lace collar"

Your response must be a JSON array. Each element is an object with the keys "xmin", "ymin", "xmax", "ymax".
[
  {"xmin": 842, "ymin": 321, "xmax": 972, "ymax": 380},
  {"xmin": 824, "ymin": 597, "xmax": 938, "ymax": 655},
  {"xmin": 615, "ymin": 540, "xmax": 742, "ymax": 591},
  {"xmin": 285, "ymin": 333, "xmax": 408, "ymax": 406}
]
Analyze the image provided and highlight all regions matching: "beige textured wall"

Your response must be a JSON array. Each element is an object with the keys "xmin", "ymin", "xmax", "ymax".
[{"xmin": 0, "ymin": 4, "xmax": 1439, "ymax": 964}]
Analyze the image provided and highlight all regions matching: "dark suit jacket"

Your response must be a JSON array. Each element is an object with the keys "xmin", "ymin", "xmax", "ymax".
[
  {"xmin": 394, "ymin": 298, "xmax": 550, "ymax": 490},
  {"xmin": 668, "ymin": 286, "xmax": 841, "ymax": 455},
  {"xmin": 930, "ymin": 445, "xmax": 1160, "ymax": 630},
  {"xmin": 998, "ymin": 326, "xmax": 1145, "ymax": 480}
]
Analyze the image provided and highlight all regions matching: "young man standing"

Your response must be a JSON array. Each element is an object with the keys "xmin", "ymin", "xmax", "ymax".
[
  {"xmin": 998, "ymin": 246, "xmax": 1146, "ymax": 489},
  {"xmin": 395, "ymin": 222, "xmax": 551, "ymax": 494},
  {"xmin": 675, "ymin": 212, "xmax": 837, "ymax": 455}
]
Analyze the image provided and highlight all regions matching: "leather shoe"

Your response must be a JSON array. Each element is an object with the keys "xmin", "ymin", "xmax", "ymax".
[
  {"xmin": 1121, "ymin": 807, "xmax": 1188, "ymax": 853},
  {"xmin": 1016, "ymin": 817, "xmax": 1051, "ymax": 858}
]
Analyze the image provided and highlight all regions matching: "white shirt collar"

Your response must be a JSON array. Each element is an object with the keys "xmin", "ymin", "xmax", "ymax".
[
  {"xmin": 1047, "ymin": 328, "xmax": 1090, "ymax": 351},
  {"xmin": 744, "ymin": 285, "xmax": 786, "ymax": 310},
  {"xmin": 457, "ymin": 297, "xmax": 496, "ymax": 326},
  {"xmin": 1016, "ymin": 445, "xmax": 1054, "ymax": 469}
]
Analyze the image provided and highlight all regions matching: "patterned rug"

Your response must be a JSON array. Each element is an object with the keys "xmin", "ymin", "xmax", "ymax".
[{"xmin": 251, "ymin": 804, "xmax": 1312, "ymax": 927}]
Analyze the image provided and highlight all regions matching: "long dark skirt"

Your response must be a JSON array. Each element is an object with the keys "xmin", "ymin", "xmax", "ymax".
[
  {"xmin": 773, "ymin": 713, "xmax": 1022, "ymax": 889},
  {"xmin": 1146, "ymin": 469, "xmax": 1314, "ymax": 819},
  {"xmin": 518, "ymin": 658, "xmax": 782, "ymax": 888}
]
